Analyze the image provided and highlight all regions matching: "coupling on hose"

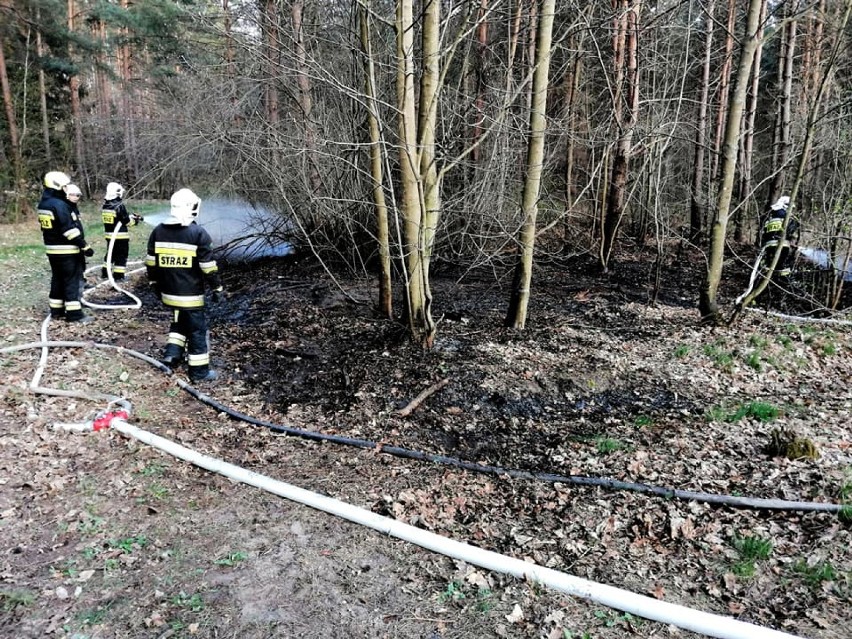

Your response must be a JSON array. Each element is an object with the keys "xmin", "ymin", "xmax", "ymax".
[{"xmin": 54, "ymin": 409, "xmax": 130, "ymax": 432}]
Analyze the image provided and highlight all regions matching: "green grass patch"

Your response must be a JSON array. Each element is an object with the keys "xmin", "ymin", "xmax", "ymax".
[
  {"xmin": 79, "ymin": 603, "xmax": 112, "ymax": 626},
  {"xmin": 439, "ymin": 581, "xmax": 466, "ymax": 602},
  {"xmin": 728, "ymin": 401, "xmax": 779, "ymax": 423},
  {"xmin": 474, "ymin": 588, "xmax": 494, "ymax": 613},
  {"xmin": 214, "ymin": 551, "xmax": 248, "ymax": 567},
  {"xmin": 1, "ymin": 589, "xmax": 36, "ymax": 611},
  {"xmin": 732, "ymin": 534, "xmax": 773, "ymax": 577},
  {"xmin": 707, "ymin": 401, "xmax": 779, "ymax": 424},
  {"xmin": 703, "ymin": 343, "xmax": 734, "ymax": 370},
  {"xmin": 595, "ymin": 437, "xmax": 625, "ymax": 454},
  {"xmin": 745, "ymin": 351, "xmax": 763, "ymax": 371},
  {"xmin": 110, "ymin": 535, "xmax": 148, "ymax": 553},
  {"xmin": 794, "ymin": 560, "xmax": 837, "ymax": 587},
  {"xmin": 171, "ymin": 591, "xmax": 205, "ymax": 612},
  {"xmin": 634, "ymin": 414, "xmax": 653, "ymax": 427}
]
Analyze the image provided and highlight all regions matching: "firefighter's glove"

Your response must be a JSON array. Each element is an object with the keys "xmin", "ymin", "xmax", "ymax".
[
  {"xmin": 149, "ymin": 282, "xmax": 160, "ymax": 296},
  {"xmin": 210, "ymin": 288, "xmax": 225, "ymax": 304},
  {"xmin": 132, "ymin": 214, "xmax": 144, "ymax": 224},
  {"xmin": 83, "ymin": 245, "xmax": 95, "ymax": 257}
]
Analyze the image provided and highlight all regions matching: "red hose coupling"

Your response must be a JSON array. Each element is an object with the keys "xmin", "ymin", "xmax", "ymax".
[{"xmin": 93, "ymin": 410, "xmax": 130, "ymax": 431}]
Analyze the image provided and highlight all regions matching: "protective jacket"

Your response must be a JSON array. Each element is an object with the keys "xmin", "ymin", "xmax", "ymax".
[
  {"xmin": 39, "ymin": 188, "xmax": 88, "ymax": 255},
  {"xmin": 146, "ymin": 222, "xmax": 221, "ymax": 308},
  {"xmin": 102, "ymin": 198, "xmax": 136, "ymax": 240},
  {"xmin": 761, "ymin": 210, "xmax": 800, "ymax": 248},
  {"xmin": 38, "ymin": 187, "xmax": 90, "ymax": 320}
]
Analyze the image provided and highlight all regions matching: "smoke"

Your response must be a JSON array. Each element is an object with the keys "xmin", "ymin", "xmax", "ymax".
[
  {"xmin": 142, "ymin": 198, "xmax": 293, "ymax": 262},
  {"xmin": 798, "ymin": 247, "xmax": 852, "ymax": 281}
]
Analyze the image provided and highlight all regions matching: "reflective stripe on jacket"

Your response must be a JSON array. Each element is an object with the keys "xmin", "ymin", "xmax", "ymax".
[
  {"xmin": 39, "ymin": 188, "xmax": 87, "ymax": 253},
  {"xmin": 146, "ymin": 222, "xmax": 221, "ymax": 309}
]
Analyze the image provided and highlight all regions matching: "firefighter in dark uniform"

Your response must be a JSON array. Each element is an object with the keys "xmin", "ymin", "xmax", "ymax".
[
  {"xmin": 38, "ymin": 172, "xmax": 95, "ymax": 323},
  {"xmin": 146, "ymin": 188, "xmax": 224, "ymax": 382},
  {"xmin": 101, "ymin": 182, "xmax": 142, "ymax": 281},
  {"xmin": 760, "ymin": 195, "xmax": 800, "ymax": 280},
  {"xmin": 65, "ymin": 184, "xmax": 88, "ymax": 291}
]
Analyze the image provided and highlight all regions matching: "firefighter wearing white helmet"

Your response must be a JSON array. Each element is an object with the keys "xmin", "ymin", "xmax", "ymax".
[
  {"xmin": 37, "ymin": 172, "xmax": 94, "ymax": 322},
  {"xmin": 101, "ymin": 181, "xmax": 142, "ymax": 280},
  {"xmin": 145, "ymin": 188, "xmax": 224, "ymax": 382},
  {"xmin": 760, "ymin": 195, "xmax": 800, "ymax": 279}
]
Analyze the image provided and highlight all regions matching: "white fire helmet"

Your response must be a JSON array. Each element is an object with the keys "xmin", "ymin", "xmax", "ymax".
[
  {"xmin": 167, "ymin": 188, "xmax": 201, "ymax": 226},
  {"xmin": 44, "ymin": 171, "xmax": 72, "ymax": 190},
  {"xmin": 770, "ymin": 196, "xmax": 790, "ymax": 212},
  {"xmin": 105, "ymin": 182, "xmax": 125, "ymax": 200},
  {"xmin": 65, "ymin": 184, "xmax": 83, "ymax": 199}
]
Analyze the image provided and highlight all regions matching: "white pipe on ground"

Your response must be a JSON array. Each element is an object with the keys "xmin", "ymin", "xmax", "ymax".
[{"xmin": 104, "ymin": 417, "xmax": 805, "ymax": 639}]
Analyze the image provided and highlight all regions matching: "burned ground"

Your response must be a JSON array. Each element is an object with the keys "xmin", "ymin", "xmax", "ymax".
[{"xmin": 1, "ymin": 244, "xmax": 850, "ymax": 639}]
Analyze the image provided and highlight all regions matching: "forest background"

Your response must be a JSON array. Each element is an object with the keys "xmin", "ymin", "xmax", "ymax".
[{"xmin": 0, "ymin": 0, "xmax": 851, "ymax": 338}]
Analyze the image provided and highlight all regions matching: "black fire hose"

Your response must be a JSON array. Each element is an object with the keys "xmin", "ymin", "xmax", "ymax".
[{"xmin": 3, "ymin": 340, "xmax": 845, "ymax": 516}]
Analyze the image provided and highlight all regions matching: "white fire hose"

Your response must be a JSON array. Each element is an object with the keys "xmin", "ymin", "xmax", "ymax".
[{"xmin": 51, "ymin": 411, "xmax": 805, "ymax": 639}]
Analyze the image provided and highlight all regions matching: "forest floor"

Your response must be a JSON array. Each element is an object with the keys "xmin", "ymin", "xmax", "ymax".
[{"xmin": 1, "ymin": 222, "xmax": 851, "ymax": 639}]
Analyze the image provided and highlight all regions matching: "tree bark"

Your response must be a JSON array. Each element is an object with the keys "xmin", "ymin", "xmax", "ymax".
[
  {"xmin": 689, "ymin": 0, "xmax": 715, "ymax": 243},
  {"xmin": 359, "ymin": 3, "xmax": 392, "ymax": 319},
  {"xmin": 471, "ymin": 0, "xmax": 488, "ymax": 165},
  {"xmin": 710, "ymin": 0, "xmax": 736, "ymax": 183},
  {"xmin": 119, "ymin": 0, "xmax": 139, "ymax": 184},
  {"xmin": 699, "ymin": 0, "xmax": 764, "ymax": 322},
  {"xmin": 396, "ymin": 0, "xmax": 433, "ymax": 348},
  {"xmin": 67, "ymin": 0, "xmax": 86, "ymax": 181},
  {"xmin": 36, "ymin": 20, "xmax": 51, "ymax": 165},
  {"xmin": 261, "ymin": 0, "xmax": 280, "ymax": 126},
  {"xmin": 735, "ymin": 0, "xmax": 767, "ymax": 243},
  {"xmin": 505, "ymin": 0, "xmax": 556, "ymax": 329},
  {"xmin": 600, "ymin": 0, "xmax": 642, "ymax": 272},
  {"xmin": 562, "ymin": 30, "xmax": 584, "ymax": 219},
  {"xmin": 767, "ymin": 2, "xmax": 799, "ymax": 206},
  {"xmin": 291, "ymin": 0, "xmax": 322, "ymax": 194}
]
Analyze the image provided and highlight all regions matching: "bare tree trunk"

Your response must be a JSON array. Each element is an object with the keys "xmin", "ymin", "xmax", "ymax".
[
  {"xmin": 562, "ymin": 30, "xmax": 584, "ymax": 219},
  {"xmin": 262, "ymin": 0, "xmax": 280, "ymax": 126},
  {"xmin": 0, "ymin": 20, "xmax": 24, "ymax": 220},
  {"xmin": 736, "ymin": 0, "xmax": 767, "ymax": 243},
  {"xmin": 96, "ymin": 20, "xmax": 111, "ymax": 117},
  {"xmin": 223, "ymin": 0, "xmax": 240, "ymax": 124},
  {"xmin": 800, "ymin": 0, "xmax": 826, "ymax": 207},
  {"xmin": 291, "ymin": 0, "xmax": 322, "ymax": 194},
  {"xmin": 119, "ymin": 0, "xmax": 139, "ymax": 184},
  {"xmin": 767, "ymin": 2, "xmax": 799, "ymax": 205},
  {"xmin": 414, "ymin": 0, "xmax": 442, "ymax": 347},
  {"xmin": 506, "ymin": 0, "xmax": 525, "ymax": 100},
  {"xmin": 0, "ymin": 30, "xmax": 21, "ymax": 167},
  {"xmin": 710, "ymin": 0, "xmax": 736, "ymax": 184},
  {"xmin": 505, "ymin": 0, "xmax": 556, "ymax": 329},
  {"xmin": 35, "ymin": 20, "xmax": 51, "ymax": 165},
  {"xmin": 359, "ymin": 3, "xmax": 392, "ymax": 319},
  {"xmin": 471, "ymin": 0, "xmax": 488, "ymax": 165},
  {"xmin": 600, "ymin": 0, "xmax": 642, "ymax": 272},
  {"xmin": 689, "ymin": 0, "xmax": 715, "ymax": 243},
  {"xmin": 396, "ymin": 0, "xmax": 432, "ymax": 347},
  {"xmin": 67, "ymin": 0, "xmax": 86, "ymax": 182},
  {"xmin": 699, "ymin": 0, "xmax": 764, "ymax": 321}
]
